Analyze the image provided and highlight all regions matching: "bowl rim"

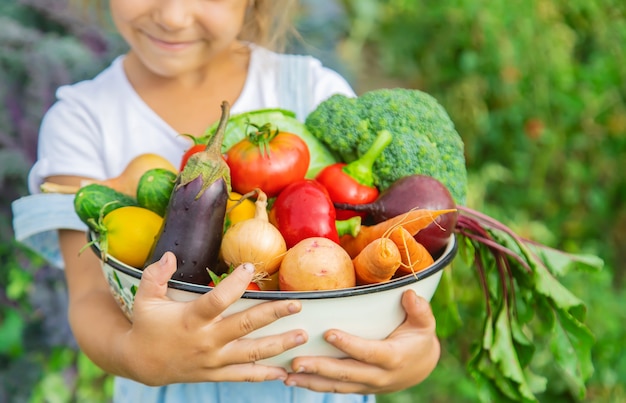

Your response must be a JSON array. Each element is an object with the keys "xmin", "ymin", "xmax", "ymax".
[{"xmin": 89, "ymin": 233, "xmax": 457, "ymax": 300}]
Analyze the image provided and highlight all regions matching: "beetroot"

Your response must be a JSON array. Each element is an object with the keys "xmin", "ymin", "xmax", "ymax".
[{"xmin": 333, "ymin": 175, "xmax": 457, "ymax": 255}]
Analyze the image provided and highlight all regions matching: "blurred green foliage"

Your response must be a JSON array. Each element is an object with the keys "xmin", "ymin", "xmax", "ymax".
[
  {"xmin": 0, "ymin": 1, "xmax": 121, "ymax": 401},
  {"xmin": 337, "ymin": 0, "xmax": 625, "ymax": 401},
  {"xmin": 1, "ymin": 0, "xmax": 624, "ymax": 402}
]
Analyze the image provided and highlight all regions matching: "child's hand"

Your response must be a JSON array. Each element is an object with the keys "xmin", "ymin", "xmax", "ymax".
[
  {"xmin": 283, "ymin": 290, "xmax": 440, "ymax": 394},
  {"xmin": 122, "ymin": 252, "xmax": 307, "ymax": 386}
]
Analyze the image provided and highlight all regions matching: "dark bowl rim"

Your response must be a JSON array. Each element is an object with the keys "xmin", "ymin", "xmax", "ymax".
[{"xmin": 89, "ymin": 233, "xmax": 457, "ymax": 300}]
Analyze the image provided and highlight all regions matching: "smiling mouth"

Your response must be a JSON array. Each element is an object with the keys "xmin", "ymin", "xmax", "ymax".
[{"xmin": 145, "ymin": 33, "xmax": 198, "ymax": 51}]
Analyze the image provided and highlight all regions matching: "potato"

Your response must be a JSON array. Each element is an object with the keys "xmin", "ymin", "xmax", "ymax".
[{"xmin": 279, "ymin": 237, "xmax": 356, "ymax": 291}]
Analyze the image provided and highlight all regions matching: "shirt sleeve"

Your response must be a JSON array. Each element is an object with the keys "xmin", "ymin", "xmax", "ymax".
[
  {"xmin": 276, "ymin": 53, "xmax": 356, "ymax": 121},
  {"xmin": 309, "ymin": 58, "xmax": 356, "ymax": 106},
  {"xmin": 17, "ymin": 84, "xmax": 102, "ymax": 269},
  {"xmin": 28, "ymin": 85, "xmax": 105, "ymax": 194}
]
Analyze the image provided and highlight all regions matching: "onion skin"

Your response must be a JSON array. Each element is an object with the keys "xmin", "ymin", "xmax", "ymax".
[{"xmin": 220, "ymin": 191, "xmax": 287, "ymax": 276}]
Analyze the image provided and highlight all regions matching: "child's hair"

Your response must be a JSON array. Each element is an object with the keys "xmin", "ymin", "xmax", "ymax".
[
  {"xmin": 241, "ymin": 0, "xmax": 298, "ymax": 52},
  {"xmin": 73, "ymin": 0, "xmax": 298, "ymax": 52}
]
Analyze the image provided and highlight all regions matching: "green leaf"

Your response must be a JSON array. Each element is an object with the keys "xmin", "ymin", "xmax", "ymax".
[
  {"xmin": 78, "ymin": 351, "xmax": 107, "ymax": 380},
  {"xmin": 0, "ymin": 308, "xmax": 24, "ymax": 356},
  {"xmin": 457, "ymin": 234, "xmax": 477, "ymax": 267},
  {"xmin": 522, "ymin": 368, "xmax": 547, "ymax": 396},
  {"xmin": 510, "ymin": 316, "xmax": 535, "ymax": 368},
  {"xmin": 469, "ymin": 351, "xmax": 506, "ymax": 403},
  {"xmin": 31, "ymin": 372, "xmax": 72, "ymax": 403},
  {"xmin": 474, "ymin": 348, "xmax": 529, "ymax": 402},
  {"xmin": 529, "ymin": 243, "xmax": 603, "ymax": 277},
  {"xmin": 550, "ymin": 308, "xmax": 595, "ymax": 399},
  {"xmin": 512, "ymin": 285, "xmax": 535, "ymax": 327},
  {"xmin": 431, "ymin": 266, "xmax": 463, "ymax": 338},
  {"xmin": 531, "ymin": 257, "xmax": 587, "ymax": 321},
  {"xmin": 6, "ymin": 265, "xmax": 33, "ymax": 300},
  {"xmin": 490, "ymin": 305, "xmax": 537, "ymax": 402},
  {"xmin": 482, "ymin": 309, "xmax": 494, "ymax": 351}
]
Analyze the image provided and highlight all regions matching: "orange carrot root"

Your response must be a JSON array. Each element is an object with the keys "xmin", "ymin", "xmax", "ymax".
[
  {"xmin": 340, "ymin": 208, "xmax": 456, "ymax": 258},
  {"xmin": 352, "ymin": 237, "xmax": 402, "ymax": 285},
  {"xmin": 388, "ymin": 226, "xmax": 434, "ymax": 276}
]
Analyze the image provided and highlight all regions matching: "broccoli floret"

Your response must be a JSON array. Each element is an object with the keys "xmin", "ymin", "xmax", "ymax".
[{"xmin": 305, "ymin": 88, "xmax": 468, "ymax": 204}]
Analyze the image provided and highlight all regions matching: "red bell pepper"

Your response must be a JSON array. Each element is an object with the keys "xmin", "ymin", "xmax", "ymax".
[
  {"xmin": 315, "ymin": 130, "xmax": 392, "ymax": 220},
  {"xmin": 270, "ymin": 179, "xmax": 360, "ymax": 248}
]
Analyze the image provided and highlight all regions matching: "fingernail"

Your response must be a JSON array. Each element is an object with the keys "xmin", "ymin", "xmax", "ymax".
[
  {"xmin": 242, "ymin": 263, "xmax": 255, "ymax": 273},
  {"xmin": 285, "ymin": 380, "xmax": 296, "ymax": 387},
  {"xmin": 288, "ymin": 302, "xmax": 300, "ymax": 313},
  {"xmin": 296, "ymin": 366, "xmax": 305, "ymax": 373},
  {"xmin": 295, "ymin": 334, "xmax": 305, "ymax": 345},
  {"xmin": 326, "ymin": 333, "xmax": 337, "ymax": 343},
  {"xmin": 159, "ymin": 252, "xmax": 169, "ymax": 266}
]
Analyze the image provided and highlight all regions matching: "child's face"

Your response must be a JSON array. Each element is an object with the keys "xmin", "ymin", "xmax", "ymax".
[{"xmin": 109, "ymin": 0, "xmax": 249, "ymax": 77}]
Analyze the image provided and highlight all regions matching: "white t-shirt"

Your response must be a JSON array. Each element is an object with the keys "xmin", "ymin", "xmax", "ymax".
[{"xmin": 28, "ymin": 45, "xmax": 355, "ymax": 194}]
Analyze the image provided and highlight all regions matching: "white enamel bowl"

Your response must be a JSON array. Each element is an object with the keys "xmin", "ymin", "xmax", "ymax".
[{"xmin": 90, "ymin": 234, "xmax": 457, "ymax": 370}]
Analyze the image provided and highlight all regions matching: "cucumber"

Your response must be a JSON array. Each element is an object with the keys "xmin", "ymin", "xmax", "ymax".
[
  {"xmin": 136, "ymin": 168, "xmax": 177, "ymax": 217},
  {"xmin": 74, "ymin": 183, "xmax": 138, "ymax": 230}
]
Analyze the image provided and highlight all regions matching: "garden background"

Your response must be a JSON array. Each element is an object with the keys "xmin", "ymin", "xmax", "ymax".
[{"xmin": 1, "ymin": 0, "xmax": 624, "ymax": 402}]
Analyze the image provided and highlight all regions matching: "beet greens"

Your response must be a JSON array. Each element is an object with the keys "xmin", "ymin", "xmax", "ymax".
[{"xmin": 451, "ymin": 206, "xmax": 602, "ymax": 402}]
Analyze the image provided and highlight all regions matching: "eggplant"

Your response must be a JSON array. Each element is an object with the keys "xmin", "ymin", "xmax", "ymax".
[{"xmin": 145, "ymin": 102, "xmax": 232, "ymax": 284}]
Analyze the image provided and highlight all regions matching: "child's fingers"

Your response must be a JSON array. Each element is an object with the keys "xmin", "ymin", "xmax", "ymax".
[
  {"xmin": 135, "ymin": 251, "xmax": 177, "ymax": 301},
  {"xmin": 214, "ymin": 299, "xmax": 303, "ymax": 345},
  {"xmin": 188, "ymin": 263, "xmax": 255, "ymax": 323},
  {"xmin": 400, "ymin": 290, "xmax": 436, "ymax": 330},
  {"xmin": 291, "ymin": 291, "xmax": 437, "ymax": 370},
  {"xmin": 219, "ymin": 328, "xmax": 308, "ymax": 366}
]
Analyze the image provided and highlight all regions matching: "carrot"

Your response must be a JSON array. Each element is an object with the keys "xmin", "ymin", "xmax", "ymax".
[
  {"xmin": 388, "ymin": 226, "xmax": 434, "ymax": 275},
  {"xmin": 340, "ymin": 208, "xmax": 456, "ymax": 258},
  {"xmin": 352, "ymin": 237, "xmax": 402, "ymax": 285}
]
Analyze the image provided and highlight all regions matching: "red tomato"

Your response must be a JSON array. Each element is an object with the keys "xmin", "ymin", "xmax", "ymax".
[
  {"xmin": 225, "ymin": 125, "xmax": 310, "ymax": 197},
  {"xmin": 245, "ymin": 282, "xmax": 262, "ymax": 291},
  {"xmin": 208, "ymin": 280, "xmax": 261, "ymax": 291},
  {"xmin": 207, "ymin": 267, "xmax": 261, "ymax": 291},
  {"xmin": 179, "ymin": 144, "xmax": 205, "ymax": 171}
]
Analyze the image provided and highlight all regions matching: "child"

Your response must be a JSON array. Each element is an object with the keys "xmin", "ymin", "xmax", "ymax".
[{"xmin": 13, "ymin": 1, "xmax": 441, "ymax": 401}]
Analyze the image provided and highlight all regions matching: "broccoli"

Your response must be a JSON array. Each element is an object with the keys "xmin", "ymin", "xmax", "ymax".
[{"xmin": 305, "ymin": 88, "xmax": 468, "ymax": 205}]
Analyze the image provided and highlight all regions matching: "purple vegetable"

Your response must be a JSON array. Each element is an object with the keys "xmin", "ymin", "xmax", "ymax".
[
  {"xmin": 145, "ymin": 102, "xmax": 232, "ymax": 284},
  {"xmin": 334, "ymin": 175, "xmax": 458, "ymax": 255}
]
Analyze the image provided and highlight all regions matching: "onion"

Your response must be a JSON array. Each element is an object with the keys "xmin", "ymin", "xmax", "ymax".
[{"xmin": 220, "ymin": 190, "xmax": 287, "ymax": 276}]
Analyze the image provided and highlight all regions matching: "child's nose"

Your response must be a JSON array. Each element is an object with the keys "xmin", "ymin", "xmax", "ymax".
[{"xmin": 153, "ymin": 0, "xmax": 194, "ymax": 31}]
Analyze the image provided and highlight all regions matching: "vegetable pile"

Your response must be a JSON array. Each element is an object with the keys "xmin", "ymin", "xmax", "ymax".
[
  {"xmin": 45, "ymin": 88, "xmax": 603, "ymax": 403},
  {"xmin": 305, "ymin": 88, "xmax": 468, "ymax": 205}
]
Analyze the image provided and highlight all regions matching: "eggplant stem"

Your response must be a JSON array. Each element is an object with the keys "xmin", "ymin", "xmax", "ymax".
[{"xmin": 206, "ymin": 101, "xmax": 230, "ymax": 154}]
